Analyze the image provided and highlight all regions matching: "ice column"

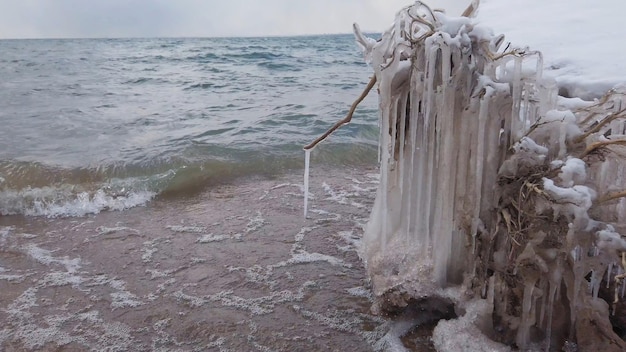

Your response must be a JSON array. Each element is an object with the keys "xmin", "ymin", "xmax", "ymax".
[
  {"xmin": 354, "ymin": 1, "xmax": 626, "ymax": 350},
  {"xmin": 356, "ymin": 3, "xmax": 547, "ymax": 290}
]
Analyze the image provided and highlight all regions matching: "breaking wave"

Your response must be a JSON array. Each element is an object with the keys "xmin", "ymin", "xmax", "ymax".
[{"xmin": 0, "ymin": 143, "xmax": 376, "ymax": 217}]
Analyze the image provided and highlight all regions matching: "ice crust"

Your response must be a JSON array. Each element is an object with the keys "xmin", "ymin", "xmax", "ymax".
[{"xmin": 354, "ymin": 1, "xmax": 626, "ymax": 350}]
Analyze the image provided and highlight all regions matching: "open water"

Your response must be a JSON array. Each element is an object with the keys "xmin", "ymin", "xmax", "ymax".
[{"xmin": 0, "ymin": 35, "xmax": 379, "ymax": 217}]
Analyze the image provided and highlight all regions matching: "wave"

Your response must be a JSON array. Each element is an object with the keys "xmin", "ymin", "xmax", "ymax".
[
  {"xmin": 183, "ymin": 82, "xmax": 228, "ymax": 90},
  {"xmin": 230, "ymin": 52, "xmax": 292, "ymax": 60},
  {"xmin": 123, "ymin": 77, "xmax": 171, "ymax": 85},
  {"xmin": 185, "ymin": 53, "xmax": 220, "ymax": 62},
  {"xmin": 257, "ymin": 61, "xmax": 302, "ymax": 71},
  {"xmin": 0, "ymin": 143, "xmax": 377, "ymax": 218},
  {"xmin": 0, "ymin": 163, "xmax": 172, "ymax": 217},
  {"xmin": 0, "ymin": 157, "xmax": 284, "ymax": 217},
  {"xmin": 0, "ymin": 186, "xmax": 155, "ymax": 217}
]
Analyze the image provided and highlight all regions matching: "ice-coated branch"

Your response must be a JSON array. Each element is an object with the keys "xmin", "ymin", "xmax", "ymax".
[
  {"xmin": 580, "ymin": 138, "xmax": 626, "ymax": 158},
  {"xmin": 303, "ymin": 75, "xmax": 377, "ymax": 150},
  {"xmin": 461, "ymin": 0, "xmax": 480, "ymax": 17},
  {"xmin": 597, "ymin": 189, "xmax": 626, "ymax": 204},
  {"xmin": 575, "ymin": 107, "xmax": 626, "ymax": 143}
]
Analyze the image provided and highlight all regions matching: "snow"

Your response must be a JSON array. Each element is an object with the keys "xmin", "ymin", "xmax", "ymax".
[
  {"xmin": 558, "ymin": 157, "xmax": 587, "ymax": 187},
  {"xmin": 476, "ymin": 0, "xmax": 626, "ymax": 99}
]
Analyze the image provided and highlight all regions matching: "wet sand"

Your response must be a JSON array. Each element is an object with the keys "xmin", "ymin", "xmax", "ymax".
[{"xmin": 0, "ymin": 166, "xmax": 428, "ymax": 351}]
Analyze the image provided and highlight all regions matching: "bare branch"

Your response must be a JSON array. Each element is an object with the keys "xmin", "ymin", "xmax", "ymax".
[
  {"xmin": 303, "ymin": 75, "xmax": 377, "ymax": 150},
  {"xmin": 575, "ymin": 107, "xmax": 626, "ymax": 143},
  {"xmin": 597, "ymin": 189, "xmax": 626, "ymax": 205},
  {"xmin": 580, "ymin": 138, "xmax": 626, "ymax": 158},
  {"xmin": 461, "ymin": 0, "xmax": 480, "ymax": 17}
]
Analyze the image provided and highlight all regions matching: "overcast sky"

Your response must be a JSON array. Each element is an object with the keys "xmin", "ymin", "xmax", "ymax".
[{"xmin": 0, "ymin": 0, "xmax": 471, "ymax": 39}]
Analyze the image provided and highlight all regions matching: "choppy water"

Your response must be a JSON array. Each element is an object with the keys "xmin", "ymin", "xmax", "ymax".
[{"xmin": 0, "ymin": 35, "xmax": 380, "ymax": 217}]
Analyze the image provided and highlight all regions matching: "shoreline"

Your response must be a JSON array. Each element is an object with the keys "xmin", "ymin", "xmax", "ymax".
[{"xmin": 0, "ymin": 165, "xmax": 438, "ymax": 351}]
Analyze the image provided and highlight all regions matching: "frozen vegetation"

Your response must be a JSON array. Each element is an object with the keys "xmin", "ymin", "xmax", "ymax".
[{"xmin": 307, "ymin": 0, "xmax": 626, "ymax": 350}]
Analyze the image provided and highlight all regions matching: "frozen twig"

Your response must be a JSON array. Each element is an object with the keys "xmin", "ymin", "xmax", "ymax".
[
  {"xmin": 597, "ymin": 189, "xmax": 626, "ymax": 205},
  {"xmin": 406, "ymin": 8, "xmax": 435, "ymax": 33},
  {"xmin": 461, "ymin": 0, "xmax": 480, "ymax": 17},
  {"xmin": 578, "ymin": 91, "xmax": 615, "ymax": 124},
  {"xmin": 580, "ymin": 138, "xmax": 626, "ymax": 158},
  {"xmin": 303, "ymin": 75, "xmax": 377, "ymax": 150},
  {"xmin": 575, "ymin": 107, "xmax": 626, "ymax": 143}
]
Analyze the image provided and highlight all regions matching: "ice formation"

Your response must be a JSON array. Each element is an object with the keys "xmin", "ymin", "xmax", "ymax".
[
  {"xmin": 304, "ymin": 148, "xmax": 311, "ymax": 217},
  {"xmin": 348, "ymin": 1, "xmax": 626, "ymax": 350}
]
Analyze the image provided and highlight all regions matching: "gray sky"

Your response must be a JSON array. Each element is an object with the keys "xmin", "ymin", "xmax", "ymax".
[{"xmin": 0, "ymin": 0, "xmax": 470, "ymax": 39}]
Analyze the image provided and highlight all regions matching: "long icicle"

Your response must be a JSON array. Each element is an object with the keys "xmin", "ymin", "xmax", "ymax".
[{"xmin": 303, "ymin": 149, "xmax": 311, "ymax": 218}]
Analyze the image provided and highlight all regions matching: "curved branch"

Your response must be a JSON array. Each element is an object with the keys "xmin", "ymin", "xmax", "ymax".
[
  {"xmin": 580, "ymin": 138, "xmax": 626, "ymax": 158},
  {"xmin": 461, "ymin": 0, "xmax": 480, "ymax": 17},
  {"xmin": 303, "ymin": 75, "xmax": 377, "ymax": 150},
  {"xmin": 575, "ymin": 107, "xmax": 626, "ymax": 143},
  {"xmin": 597, "ymin": 190, "xmax": 626, "ymax": 205}
]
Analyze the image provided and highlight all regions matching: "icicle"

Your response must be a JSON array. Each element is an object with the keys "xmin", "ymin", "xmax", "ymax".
[
  {"xmin": 590, "ymin": 270, "xmax": 601, "ymax": 299},
  {"xmin": 539, "ymin": 280, "xmax": 547, "ymax": 327},
  {"xmin": 471, "ymin": 86, "xmax": 493, "ymax": 237},
  {"xmin": 517, "ymin": 280, "xmax": 538, "ymax": 349},
  {"xmin": 545, "ymin": 263, "xmax": 562, "ymax": 352},
  {"xmin": 509, "ymin": 56, "xmax": 523, "ymax": 145},
  {"xmin": 303, "ymin": 149, "xmax": 311, "ymax": 218}
]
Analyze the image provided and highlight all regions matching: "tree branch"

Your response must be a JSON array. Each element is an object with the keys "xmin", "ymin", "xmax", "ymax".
[
  {"xmin": 597, "ymin": 190, "xmax": 626, "ymax": 205},
  {"xmin": 580, "ymin": 138, "xmax": 626, "ymax": 158},
  {"xmin": 575, "ymin": 107, "xmax": 626, "ymax": 144},
  {"xmin": 303, "ymin": 75, "xmax": 377, "ymax": 150}
]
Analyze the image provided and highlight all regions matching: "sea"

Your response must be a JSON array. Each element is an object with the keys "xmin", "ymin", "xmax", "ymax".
[
  {"xmin": 0, "ymin": 36, "xmax": 435, "ymax": 350},
  {"xmin": 0, "ymin": 35, "xmax": 381, "ymax": 217}
]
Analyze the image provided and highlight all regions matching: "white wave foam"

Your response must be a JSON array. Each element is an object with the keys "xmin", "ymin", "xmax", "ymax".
[
  {"xmin": 166, "ymin": 225, "xmax": 206, "ymax": 233},
  {"xmin": 24, "ymin": 244, "xmax": 81, "ymax": 273},
  {"xmin": 0, "ymin": 272, "xmax": 26, "ymax": 283},
  {"xmin": 141, "ymin": 239, "xmax": 159, "ymax": 263},
  {"xmin": 197, "ymin": 233, "xmax": 228, "ymax": 243},
  {"xmin": 282, "ymin": 252, "xmax": 351, "ymax": 268},
  {"xmin": 96, "ymin": 226, "xmax": 140, "ymax": 236},
  {"xmin": 0, "ymin": 187, "xmax": 155, "ymax": 217},
  {"xmin": 347, "ymin": 286, "xmax": 373, "ymax": 300},
  {"xmin": 111, "ymin": 290, "xmax": 143, "ymax": 309}
]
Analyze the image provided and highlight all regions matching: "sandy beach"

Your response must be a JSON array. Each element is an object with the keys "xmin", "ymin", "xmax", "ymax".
[{"xmin": 0, "ymin": 165, "xmax": 435, "ymax": 351}]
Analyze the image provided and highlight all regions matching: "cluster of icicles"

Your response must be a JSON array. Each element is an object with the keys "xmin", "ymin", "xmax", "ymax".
[{"xmin": 304, "ymin": 1, "xmax": 626, "ymax": 350}]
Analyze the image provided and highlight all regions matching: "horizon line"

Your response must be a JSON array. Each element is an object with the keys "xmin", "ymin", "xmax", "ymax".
[{"xmin": 0, "ymin": 31, "xmax": 383, "ymax": 41}]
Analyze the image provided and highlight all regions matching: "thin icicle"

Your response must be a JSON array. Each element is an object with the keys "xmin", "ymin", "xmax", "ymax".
[
  {"xmin": 303, "ymin": 149, "xmax": 311, "ymax": 218},
  {"xmin": 510, "ymin": 56, "xmax": 523, "ymax": 145},
  {"xmin": 590, "ymin": 270, "xmax": 599, "ymax": 298}
]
